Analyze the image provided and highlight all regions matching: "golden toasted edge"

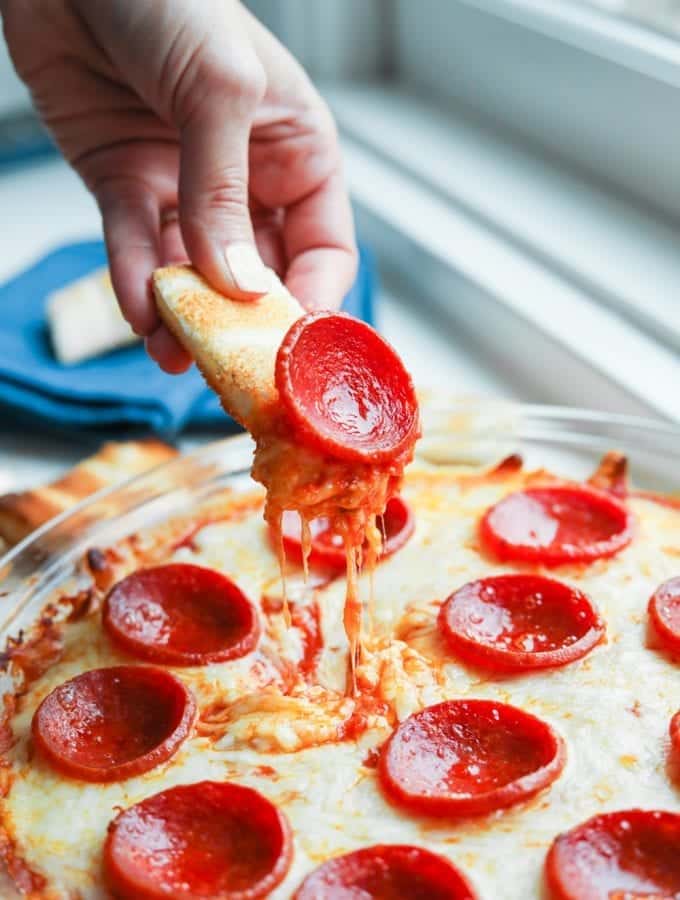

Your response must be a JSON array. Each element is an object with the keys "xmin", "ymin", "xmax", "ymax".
[
  {"xmin": 0, "ymin": 439, "xmax": 177, "ymax": 546},
  {"xmin": 153, "ymin": 276, "xmax": 244, "ymax": 427},
  {"xmin": 152, "ymin": 265, "xmax": 303, "ymax": 430}
]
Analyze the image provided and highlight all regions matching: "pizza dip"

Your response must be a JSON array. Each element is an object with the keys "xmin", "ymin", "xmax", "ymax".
[{"xmin": 0, "ymin": 447, "xmax": 679, "ymax": 899}]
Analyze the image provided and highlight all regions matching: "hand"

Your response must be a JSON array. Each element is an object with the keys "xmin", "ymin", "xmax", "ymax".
[{"xmin": 2, "ymin": 0, "xmax": 357, "ymax": 372}]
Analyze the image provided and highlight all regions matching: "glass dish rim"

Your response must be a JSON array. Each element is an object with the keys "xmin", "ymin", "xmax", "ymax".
[
  {"xmin": 0, "ymin": 401, "xmax": 678, "ymax": 640},
  {"xmin": 3, "ymin": 401, "xmax": 679, "ymax": 570}
]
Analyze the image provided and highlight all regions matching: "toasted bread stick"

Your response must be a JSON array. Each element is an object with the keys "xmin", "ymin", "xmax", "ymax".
[
  {"xmin": 0, "ymin": 440, "xmax": 177, "ymax": 547},
  {"xmin": 152, "ymin": 265, "xmax": 304, "ymax": 432}
]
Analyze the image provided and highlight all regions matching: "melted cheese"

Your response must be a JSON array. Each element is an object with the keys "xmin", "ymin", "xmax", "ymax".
[
  {"xmin": 251, "ymin": 425, "xmax": 403, "ymax": 682},
  {"xmin": 1, "ymin": 466, "xmax": 679, "ymax": 899}
]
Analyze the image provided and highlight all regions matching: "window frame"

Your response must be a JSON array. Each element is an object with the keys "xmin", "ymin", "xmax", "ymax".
[
  {"xmin": 392, "ymin": 0, "xmax": 680, "ymax": 225},
  {"xmin": 458, "ymin": 0, "xmax": 680, "ymax": 88},
  {"xmin": 330, "ymin": 91, "xmax": 680, "ymax": 422},
  {"xmin": 245, "ymin": 0, "xmax": 680, "ymax": 418}
]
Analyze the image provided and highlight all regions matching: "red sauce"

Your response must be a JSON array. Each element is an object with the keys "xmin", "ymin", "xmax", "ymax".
[
  {"xmin": 274, "ymin": 496, "xmax": 415, "ymax": 574},
  {"xmin": 261, "ymin": 595, "xmax": 284, "ymax": 616},
  {"xmin": 337, "ymin": 694, "xmax": 390, "ymax": 743},
  {"xmin": 362, "ymin": 746, "xmax": 381, "ymax": 769},
  {"xmin": 289, "ymin": 600, "xmax": 323, "ymax": 678}
]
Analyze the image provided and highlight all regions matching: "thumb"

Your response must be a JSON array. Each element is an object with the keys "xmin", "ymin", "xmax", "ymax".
[{"xmin": 178, "ymin": 64, "xmax": 270, "ymax": 300}]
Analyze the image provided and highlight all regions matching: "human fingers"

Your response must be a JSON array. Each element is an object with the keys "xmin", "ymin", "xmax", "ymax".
[
  {"xmin": 176, "ymin": 44, "xmax": 271, "ymax": 300},
  {"xmin": 89, "ymin": 144, "xmax": 192, "ymax": 372}
]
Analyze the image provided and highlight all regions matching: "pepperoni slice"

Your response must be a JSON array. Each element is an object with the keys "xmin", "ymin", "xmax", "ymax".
[
  {"xmin": 670, "ymin": 711, "xmax": 680, "ymax": 756},
  {"xmin": 438, "ymin": 574, "xmax": 604, "ymax": 671},
  {"xmin": 32, "ymin": 666, "xmax": 195, "ymax": 782},
  {"xmin": 648, "ymin": 577, "xmax": 680, "ymax": 655},
  {"xmin": 293, "ymin": 844, "xmax": 477, "ymax": 900},
  {"xmin": 545, "ymin": 809, "xmax": 680, "ymax": 899},
  {"xmin": 378, "ymin": 495, "xmax": 416, "ymax": 556},
  {"xmin": 275, "ymin": 312, "xmax": 419, "ymax": 463},
  {"xmin": 379, "ymin": 699, "xmax": 565, "ymax": 818},
  {"xmin": 104, "ymin": 781, "xmax": 293, "ymax": 900},
  {"xmin": 480, "ymin": 484, "xmax": 633, "ymax": 566},
  {"xmin": 103, "ymin": 564, "xmax": 260, "ymax": 666},
  {"xmin": 277, "ymin": 496, "xmax": 415, "ymax": 572}
]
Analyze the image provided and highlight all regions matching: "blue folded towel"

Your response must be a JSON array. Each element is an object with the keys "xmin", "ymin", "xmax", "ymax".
[{"xmin": 0, "ymin": 241, "xmax": 376, "ymax": 438}]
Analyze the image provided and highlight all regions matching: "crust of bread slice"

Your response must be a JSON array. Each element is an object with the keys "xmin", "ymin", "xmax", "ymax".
[
  {"xmin": 152, "ymin": 266, "xmax": 303, "ymax": 432},
  {"xmin": 0, "ymin": 440, "xmax": 177, "ymax": 546}
]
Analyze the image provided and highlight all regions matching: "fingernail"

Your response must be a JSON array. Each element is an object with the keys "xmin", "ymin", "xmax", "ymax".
[{"xmin": 224, "ymin": 242, "xmax": 271, "ymax": 297}]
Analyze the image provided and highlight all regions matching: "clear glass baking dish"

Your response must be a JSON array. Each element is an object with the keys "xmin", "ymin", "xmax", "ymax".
[
  {"xmin": 1, "ymin": 402, "xmax": 679, "ymax": 644},
  {"xmin": 0, "ymin": 401, "xmax": 677, "ymax": 897}
]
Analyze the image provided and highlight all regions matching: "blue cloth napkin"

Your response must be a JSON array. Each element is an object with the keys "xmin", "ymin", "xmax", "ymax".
[{"xmin": 0, "ymin": 241, "xmax": 376, "ymax": 438}]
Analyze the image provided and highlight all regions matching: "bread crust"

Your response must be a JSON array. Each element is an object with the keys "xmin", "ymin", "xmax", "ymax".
[
  {"xmin": 152, "ymin": 266, "xmax": 303, "ymax": 432},
  {"xmin": 0, "ymin": 440, "xmax": 177, "ymax": 546}
]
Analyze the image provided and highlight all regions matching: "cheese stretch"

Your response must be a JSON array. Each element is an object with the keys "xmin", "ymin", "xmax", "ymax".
[{"xmin": 152, "ymin": 265, "xmax": 412, "ymax": 682}]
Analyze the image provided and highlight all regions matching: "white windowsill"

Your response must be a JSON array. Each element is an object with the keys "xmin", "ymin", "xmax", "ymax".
[
  {"xmin": 328, "ymin": 83, "xmax": 680, "ymax": 353},
  {"xmin": 326, "ymin": 83, "xmax": 680, "ymax": 423}
]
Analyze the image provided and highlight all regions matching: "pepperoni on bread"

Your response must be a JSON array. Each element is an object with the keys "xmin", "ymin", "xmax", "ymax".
[{"xmin": 276, "ymin": 311, "xmax": 419, "ymax": 464}]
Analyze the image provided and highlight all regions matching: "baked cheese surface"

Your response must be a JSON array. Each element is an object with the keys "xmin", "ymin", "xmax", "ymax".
[{"xmin": 1, "ymin": 461, "xmax": 679, "ymax": 898}]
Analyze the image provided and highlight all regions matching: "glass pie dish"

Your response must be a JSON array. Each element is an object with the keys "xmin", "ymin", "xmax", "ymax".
[
  {"xmin": 0, "ymin": 400, "xmax": 678, "ymax": 898},
  {"xmin": 1, "ymin": 401, "xmax": 678, "ymax": 642}
]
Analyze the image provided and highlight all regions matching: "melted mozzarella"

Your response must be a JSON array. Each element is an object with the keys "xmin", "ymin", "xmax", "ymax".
[{"xmin": 2, "ymin": 469, "xmax": 680, "ymax": 899}]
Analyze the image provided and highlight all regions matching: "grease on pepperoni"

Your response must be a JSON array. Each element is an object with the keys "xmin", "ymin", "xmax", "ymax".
[
  {"xmin": 277, "ymin": 495, "xmax": 415, "ymax": 572},
  {"xmin": 379, "ymin": 699, "xmax": 565, "ymax": 817},
  {"xmin": 648, "ymin": 577, "xmax": 680, "ymax": 656},
  {"xmin": 103, "ymin": 563, "xmax": 260, "ymax": 666},
  {"xmin": 293, "ymin": 844, "xmax": 477, "ymax": 900},
  {"xmin": 104, "ymin": 781, "xmax": 293, "ymax": 900},
  {"xmin": 480, "ymin": 484, "xmax": 633, "ymax": 566},
  {"xmin": 32, "ymin": 666, "xmax": 195, "ymax": 782},
  {"xmin": 275, "ymin": 311, "xmax": 419, "ymax": 464},
  {"xmin": 545, "ymin": 809, "xmax": 680, "ymax": 900},
  {"xmin": 438, "ymin": 574, "xmax": 604, "ymax": 671}
]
